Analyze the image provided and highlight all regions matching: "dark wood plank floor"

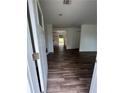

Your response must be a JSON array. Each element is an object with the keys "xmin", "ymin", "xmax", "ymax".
[{"xmin": 47, "ymin": 46, "xmax": 96, "ymax": 93}]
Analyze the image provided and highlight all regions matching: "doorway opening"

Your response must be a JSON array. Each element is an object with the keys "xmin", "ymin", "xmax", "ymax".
[
  {"xmin": 59, "ymin": 35, "xmax": 64, "ymax": 46},
  {"xmin": 53, "ymin": 30, "xmax": 67, "ymax": 52}
]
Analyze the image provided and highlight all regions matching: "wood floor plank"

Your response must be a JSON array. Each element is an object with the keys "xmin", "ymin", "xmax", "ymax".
[{"xmin": 47, "ymin": 46, "xmax": 96, "ymax": 93}]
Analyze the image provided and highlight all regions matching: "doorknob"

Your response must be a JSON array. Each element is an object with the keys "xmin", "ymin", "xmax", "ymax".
[{"xmin": 32, "ymin": 53, "xmax": 40, "ymax": 61}]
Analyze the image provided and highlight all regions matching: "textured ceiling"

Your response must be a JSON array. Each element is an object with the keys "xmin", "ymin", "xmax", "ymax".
[{"xmin": 39, "ymin": 0, "xmax": 97, "ymax": 27}]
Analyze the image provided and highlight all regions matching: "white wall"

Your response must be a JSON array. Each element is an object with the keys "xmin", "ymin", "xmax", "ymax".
[
  {"xmin": 79, "ymin": 24, "xmax": 97, "ymax": 51},
  {"xmin": 89, "ymin": 62, "xmax": 97, "ymax": 93},
  {"xmin": 53, "ymin": 31, "xmax": 59, "ymax": 46},
  {"xmin": 46, "ymin": 24, "xmax": 54, "ymax": 53},
  {"xmin": 66, "ymin": 28, "xmax": 80, "ymax": 49},
  {"xmin": 53, "ymin": 27, "xmax": 81, "ymax": 49}
]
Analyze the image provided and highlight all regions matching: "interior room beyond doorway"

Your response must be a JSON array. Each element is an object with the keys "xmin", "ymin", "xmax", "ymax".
[{"xmin": 53, "ymin": 30, "xmax": 67, "ymax": 51}]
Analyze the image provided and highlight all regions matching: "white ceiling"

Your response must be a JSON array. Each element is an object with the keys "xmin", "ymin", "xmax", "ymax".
[{"xmin": 39, "ymin": 0, "xmax": 97, "ymax": 27}]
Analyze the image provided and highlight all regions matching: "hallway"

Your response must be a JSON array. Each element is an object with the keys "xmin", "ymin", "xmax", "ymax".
[{"xmin": 47, "ymin": 47, "xmax": 96, "ymax": 93}]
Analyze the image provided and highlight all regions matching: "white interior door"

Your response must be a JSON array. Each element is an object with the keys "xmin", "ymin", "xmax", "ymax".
[
  {"xmin": 36, "ymin": 2, "xmax": 48, "ymax": 92},
  {"xmin": 27, "ymin": 0, "xmax": 48, "ymax": 93},
  {"xmin": 27, "ymin": 19, "xmax": 41, "ymax": 93}
]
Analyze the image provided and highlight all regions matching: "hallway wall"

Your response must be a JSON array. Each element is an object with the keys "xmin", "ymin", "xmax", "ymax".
[
  {"xmin": 53, "ymin": 31, "xmax": 59, "ymax": 46},
  {"xmin": 79, "ymin": 24, "xmax": 97, "ymax": 51},
  {"xmin": 66, "ymin": 28, "xmax": 80, "ymax": 49},
  {"xmin": 46, "ymin": 24, "xmax": 54, "ymax": 53}
]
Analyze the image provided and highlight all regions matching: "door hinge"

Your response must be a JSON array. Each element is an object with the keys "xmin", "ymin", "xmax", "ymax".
[{"xmin": 32, "ymin": 52, "xmax": 40, "ymax": 61}]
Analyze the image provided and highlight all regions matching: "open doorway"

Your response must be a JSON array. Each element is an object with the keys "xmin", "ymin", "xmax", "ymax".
[
  {"xmin": 58, "ymin": 34, "xmax": 65, "ymax": 51},
  {"xmin": 53, "ymin": 30, "xmax": 67, "ymax": 51},
  {"xmin": 59, "ymin": 35, "xmax": 64, "ymax": 46}
]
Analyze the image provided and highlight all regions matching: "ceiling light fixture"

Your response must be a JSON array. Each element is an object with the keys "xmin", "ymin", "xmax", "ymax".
[
  {"xmin": 63, "ymin": 0, "xmax": 71, "ymax": 4},
  {"xmin": 58, "ymin": 14, "xmax": 63, "ymax": 16}
]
